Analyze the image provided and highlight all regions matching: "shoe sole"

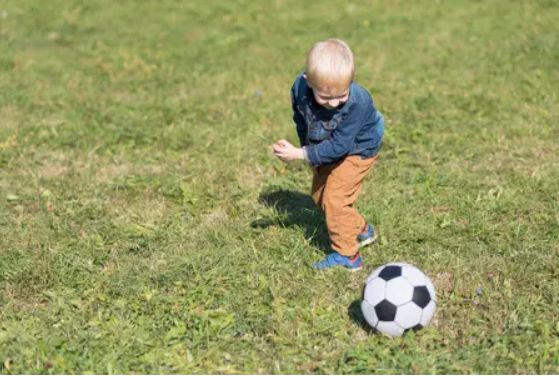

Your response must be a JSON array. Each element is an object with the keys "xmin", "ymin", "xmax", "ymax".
[
  {"xmin": 347, "ymin": 265, "xmax": 363, "ymax": 272},
  {"xmin": 359, "ymin": 233, "xmax": 378, "ymax": 248},
  {"xmin": 313, "ymin": 264, "xmax": 363, "ymax": 272}
]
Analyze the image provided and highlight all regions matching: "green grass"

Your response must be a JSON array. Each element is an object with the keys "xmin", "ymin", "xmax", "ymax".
[{"xmin": 1, "ymin": 0, "xmax": 559, "ymax": 373}]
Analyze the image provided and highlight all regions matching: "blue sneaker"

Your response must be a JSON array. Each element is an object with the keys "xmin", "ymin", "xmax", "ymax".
[
  {"xmin": 312, "ymin": 252, "xmax": 363, "ymax": 271},
  {"xmin": 357, "ymin": 224, "xmax": 377, "ymax": 248}
]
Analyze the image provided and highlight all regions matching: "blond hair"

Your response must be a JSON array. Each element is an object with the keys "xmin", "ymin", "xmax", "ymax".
[{"xmin": 306, "ymin": 38, "xmax": 355, "ymax": 93}]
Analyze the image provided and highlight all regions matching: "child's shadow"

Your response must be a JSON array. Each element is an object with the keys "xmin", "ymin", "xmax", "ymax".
[{"xmin": 253, "ymin": 188, "xmax": 331, "ymax": 255}]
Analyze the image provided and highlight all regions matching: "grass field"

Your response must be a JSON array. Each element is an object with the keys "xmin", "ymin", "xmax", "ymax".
[{"xmin": 1, "ymin": 0, "xmax": 559, "ymax": 373}]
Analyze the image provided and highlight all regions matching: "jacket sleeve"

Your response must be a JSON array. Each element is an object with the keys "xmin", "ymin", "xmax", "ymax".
[
  {"xmin": 304, "ymin": 104, "xmax": 362, "ymax": 166},
  {"xmin": 291, "ymin": 82, "xmax": 308, "ymax": 147}
]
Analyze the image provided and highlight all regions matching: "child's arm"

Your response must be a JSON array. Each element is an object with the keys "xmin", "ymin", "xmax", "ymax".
[
  {"xmin": 273, "ymin": 75, "xmax": 312, "ymax": 163},
  {"xmin": 291, "ymin": 84, "xmax": 307, "ymax": 147}
]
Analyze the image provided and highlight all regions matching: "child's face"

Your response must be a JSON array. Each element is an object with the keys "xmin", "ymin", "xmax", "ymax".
[{"xmin": 308, "ymin": 81, "xmax": 350, "ymax": 110}]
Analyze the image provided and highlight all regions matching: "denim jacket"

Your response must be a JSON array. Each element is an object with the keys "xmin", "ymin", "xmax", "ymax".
[{"xmin": 291, "ymin": 73, "xmax": 384, "ymax": 166}]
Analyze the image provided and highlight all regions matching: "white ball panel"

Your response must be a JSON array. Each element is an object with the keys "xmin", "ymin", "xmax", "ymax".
[
  {"xmin": 360, "ymin": 300, "xmax": 379, "ymax": 328},
  {"xmin": 366, "ymin": 265, "xmax": 384, "ymax": 284},
  {"xmin": 425, "ymin": 277, "xmax": 437, "ymax": 302},
  {"xmin": 376, "ymin": 321, "xmax": 405, "ymax": 338},
  {"xmin": 394, "ymin": 302, "xmax": 423, "ymax": 329},
  {"xmin": 367, "ymin": 262, "xmax": 410, "ymax": 284},
  {"xmin": 382, "ymin": 262, "xmax": 411, "ymax": 272},
  {"xmin": 419, "ymin": 300, "xmax": 436, "ymax": 327},
  {"xmin": 385, "ymin": 277, "xmax": 413, "ymax": 305},
  {"xmin": 363, "ymin": 277, "xmax": 386, "ymax": 306},
  {"xmin": 391, "ymin": 262, "xmax": 411, "ymax": 267},
  {"xmin": 401, "ymin": 264, "xmax": 427, "ymax": 286}
]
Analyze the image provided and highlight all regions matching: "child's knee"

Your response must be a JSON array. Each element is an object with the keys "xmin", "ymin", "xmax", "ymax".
[{"xmin": 322, "ymin": 187, "xmax": 344, "ymax": 208}]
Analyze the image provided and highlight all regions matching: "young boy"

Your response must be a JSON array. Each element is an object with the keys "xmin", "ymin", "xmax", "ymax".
[{"xmin": 273, "ymin": 38, "xmax": 384, "ymax": 271}]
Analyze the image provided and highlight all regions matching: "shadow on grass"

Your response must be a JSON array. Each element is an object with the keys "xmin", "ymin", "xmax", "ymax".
[
  {"xmin": 253, "ymin": 188, "xmax": 331, "ymax": 254},
  {"xmin": 348, "ymin": 299, "xmax": 377, "ymax": 334}
]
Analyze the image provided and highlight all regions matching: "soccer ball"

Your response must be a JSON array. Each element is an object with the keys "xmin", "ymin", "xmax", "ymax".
[{"xmin": 361, "ymin": 262, "xmax": 436, "ymax": 337}]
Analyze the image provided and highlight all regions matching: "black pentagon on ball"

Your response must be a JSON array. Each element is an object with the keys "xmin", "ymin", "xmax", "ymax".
[
  {"xmin": 378, "ymin": 265, "xmax": 402, "ymax": 281},
  {"xmin": 374, "ymin": 299, "xmax": 397, "ymax": 321},
  {"xmin": 412, "ymin": 286, "xmax": 431, "ymax": 308}
]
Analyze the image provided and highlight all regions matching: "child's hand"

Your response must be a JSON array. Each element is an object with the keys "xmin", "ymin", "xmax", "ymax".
[{"xmin": 273, "ymin": 139, "xmax": 304, "ymax": 162}]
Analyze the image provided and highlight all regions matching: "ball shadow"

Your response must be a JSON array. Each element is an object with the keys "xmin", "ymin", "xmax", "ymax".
[{"xmin": 347, "ymin": 300, "xmax": 377, "ymax": 334}]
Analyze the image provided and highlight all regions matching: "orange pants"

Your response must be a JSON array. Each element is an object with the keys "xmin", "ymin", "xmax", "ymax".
[{"xmin": 311, "ymin": 155, "xmax": 378, "ymax": 256}]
